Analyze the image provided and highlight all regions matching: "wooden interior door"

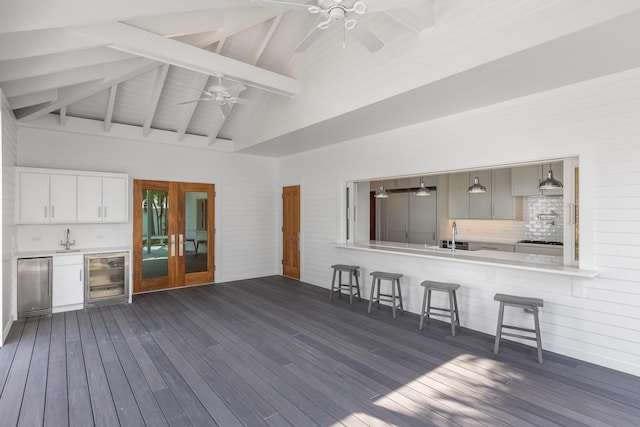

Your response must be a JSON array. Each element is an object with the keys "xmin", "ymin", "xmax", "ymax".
[
  {"xmin": 282, "ymin": 185, "xmax": 300, "ymax": 279},
  {"xmin": 134, "ymin": 180, "xmax": 215, "ymax": 293}
]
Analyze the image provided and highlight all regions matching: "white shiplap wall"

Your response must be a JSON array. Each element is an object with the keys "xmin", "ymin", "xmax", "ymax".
[
  {"xmin": 16, "ymin": 128, "xmax": 280, "ymax": 284},
  {"xmin": 279, "ymin": 67, "xmax": 640, "ymax": 375},
  {"xmin": 1, "ymin": 89, "xmax": 18, "ymax": 343}
]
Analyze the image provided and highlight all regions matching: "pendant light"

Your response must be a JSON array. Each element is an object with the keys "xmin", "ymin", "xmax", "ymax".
[
  {"xmin": 538, "ymin": 166, "xmax": 563, "ymax": 190},
  {"xmin": 374, "ymin": 185, "xmax": 388, "ymax": 198},
  {"xmin": 467, "ymin": 176, "xmax": 487, "ymax": 193},
  {"xmin": 415, "ymin": 178, "xmax": 432, "ymax": 196}
]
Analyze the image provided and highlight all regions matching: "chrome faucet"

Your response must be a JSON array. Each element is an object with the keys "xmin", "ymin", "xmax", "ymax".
[
  {"xmin": 451, "ymin": 221, "xmax": 457, "ymax": 253},
  {"xmin": 60, "ymin": 228, "xmax": 76, "ymax": 250}
]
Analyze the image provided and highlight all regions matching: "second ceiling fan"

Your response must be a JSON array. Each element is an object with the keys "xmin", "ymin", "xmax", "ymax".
[{"xmin": 257, "ymin": 0, "xmax": 421, "ymax": 52}]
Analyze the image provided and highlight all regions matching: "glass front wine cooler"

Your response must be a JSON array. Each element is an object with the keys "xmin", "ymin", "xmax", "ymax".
[{"xmin": 85, "ymin": 252, "xmax": 130, "ymax": 306}]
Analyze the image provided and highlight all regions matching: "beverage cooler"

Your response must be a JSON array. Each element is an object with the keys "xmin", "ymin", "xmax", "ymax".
[{"xmin": 85, "ymin": 252, "xmax": 129, "ymax": 307}]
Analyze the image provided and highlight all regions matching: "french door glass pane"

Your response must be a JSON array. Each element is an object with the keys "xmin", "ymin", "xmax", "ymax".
[
  {"xmin": 185, "ymin": 191, "xmax": 208, "ymax": 274},
  {"xmin": 142, "ymin": 189, "xmax": 169, "ymax": 279}
]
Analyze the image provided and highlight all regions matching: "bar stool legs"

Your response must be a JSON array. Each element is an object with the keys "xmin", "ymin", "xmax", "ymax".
[
  {"xmin": 419, "ymin": 281, "xmax": 461, "ymax": 336},
  {"xmin": 330, "ymin": 265, "xmax": 360, "ymax": 304},
  {"xmin": 368, "ymin": 272, "xmax": 403, "ymax": 318},
  {"xmin": 493, "ymin": 293, "xmax": 544, "ymax": 363}
]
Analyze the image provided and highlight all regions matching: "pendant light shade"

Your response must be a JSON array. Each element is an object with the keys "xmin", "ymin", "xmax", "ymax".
[
  {"xmin": 374, "ymin": 185, "xmax": 388, "ymax": 198},
  {"xmin": 467, "ymin": 176, "xmax": 487, "ymax": 193},
  {"xmin": 539, "ymin": 169, "xmax": 563, "ymax": 190},
  {"xmin": 415, "ymin": 180, "xmax": 432, "ymax": 196}
]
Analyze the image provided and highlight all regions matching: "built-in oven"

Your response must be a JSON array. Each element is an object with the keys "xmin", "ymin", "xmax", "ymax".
[{"xmin": 85, "ymin": 252, "xmax": 129, "ymax": 307}]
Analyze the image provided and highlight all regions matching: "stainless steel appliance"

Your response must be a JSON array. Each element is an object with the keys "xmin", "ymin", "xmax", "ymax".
[
  {"xmin": 85, "ymin": 252, "xmax": 129, "ymax": 307},
  {"xmin": 17, "ymin": 257, "xmax": 52, "ymax": 317}
]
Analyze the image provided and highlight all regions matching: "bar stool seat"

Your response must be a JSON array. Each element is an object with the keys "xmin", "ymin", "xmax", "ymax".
[
  {"xmin": 419, "ymin": 281, "xmax": 461, "ymax": 336},
  {"xmin": 368, "ymin": 271, "xmax": 403, "ymax": 318},
  {"xmin": 330, "ymin": 264, "xmax": 361, "ymax": 304},
  {"xmin": 493, "ymin": 293, "xmax": 544, "ymax": 363}
]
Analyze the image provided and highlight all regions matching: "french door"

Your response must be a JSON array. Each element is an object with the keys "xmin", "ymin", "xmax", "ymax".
[{"xmin": 133, "ymin": 180, "xmax": 215, "ymax": 293}]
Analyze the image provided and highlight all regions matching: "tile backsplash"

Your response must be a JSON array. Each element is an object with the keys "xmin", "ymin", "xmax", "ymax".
[
  {"xmin": 447, "ymin": 195, "xmax": 563, "ymax": 243},
  {"xmin": 523, "ymin": 195, "xmax": 563, "ymax": 242}
]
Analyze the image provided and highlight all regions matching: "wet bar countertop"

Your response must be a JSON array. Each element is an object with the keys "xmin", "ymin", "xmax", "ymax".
[{"xmin": 334, "ymin": 241, "xmax": 598, "ymax": 278}]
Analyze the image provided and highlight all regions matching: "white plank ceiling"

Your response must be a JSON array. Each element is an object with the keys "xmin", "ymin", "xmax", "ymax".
[{"xmin": 2, "ymin": 0, "xmax": 640, "ymax": 156}]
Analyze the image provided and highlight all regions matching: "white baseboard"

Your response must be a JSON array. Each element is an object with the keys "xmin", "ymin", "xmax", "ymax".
[{"xmin": 1, "ymin": 318, "xmax": 13, "ymax": 346}]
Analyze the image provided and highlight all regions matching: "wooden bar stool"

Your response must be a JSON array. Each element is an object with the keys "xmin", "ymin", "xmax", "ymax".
[
  {"xmin": 419, "ymin": 281, "xmax": 461, "ymax": 336},
  {"xmin": 329, "ymin": 264, "xmax": 361, "ymax": 304},
  {"xmin": 493, "ymin": 293, "xmax": 544, "ymax": 363},
  {"xmin": 368, "ymin": 271, "xmax": 403, "ymax": 318}
]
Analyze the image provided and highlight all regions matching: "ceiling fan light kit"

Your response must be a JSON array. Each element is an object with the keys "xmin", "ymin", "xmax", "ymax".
[{"xmin": 257, "ymin": 0, "xmax": 410, "ymax": 53}]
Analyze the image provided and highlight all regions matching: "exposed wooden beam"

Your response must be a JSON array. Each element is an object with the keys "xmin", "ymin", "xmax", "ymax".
[
  {"xmin": 125, "ymin": 10, "xmax": 224, "ymax": 37},
  {"xmin": 7, "ymin": 90, "xmax": 58, "ymax": 109},
  {"xmin": 15, "ymin": 59, "xmax": 159, "ymax": 122},
  {"xmin": 0, "ymin": 28, "xmax": 109, "ymax": 62},
  {"xmin": 385, "ymin": 1, "xmax": 435, "ymax": 34},
  {"xmin": 59, "ymin": 106, "xmax": 67, "ymax": 126},
  {"xmin": 176, "ymin": 73, "xmax": 210, "ymax": 141},
  {"xmin": 104, "ymin": 85, "xmax": 118, "ymax": 132},
  {"xmin": 0, "ymin": 0, "xmax": 250, "ymax": 34},
  {"xmin": 251, "ymin": 15, "xmax": 283, "ymax": 65},
  {"xmin": 18, "ymin": 114, "xmax": 234, "ymax": 152},
  {"xmin": 142, "ymin": 64, "xmax": 170, "ymax": 136},
  {"xmin": 72, "ymin": 22, "xmax": 298, "ymax": 96},
  {"xmin": 0, "ymin": 48, "xmax": 134, "ymax": 83},
  {"xmin": 2, "ymin": 57, "xmax": 155, "ymax": 98},
  {"xmin": 171, "ymin": 8, "xmax": 282, "ymax": 48}
]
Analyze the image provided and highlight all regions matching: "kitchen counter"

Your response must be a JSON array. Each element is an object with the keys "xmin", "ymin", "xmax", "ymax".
[
  {"xmin": 336, "ymin": 241, "xmax": 598, "ymax": 278},
  {"xmin": 14, "ymin": 246, "xmax": 131, "ymax": 258}
]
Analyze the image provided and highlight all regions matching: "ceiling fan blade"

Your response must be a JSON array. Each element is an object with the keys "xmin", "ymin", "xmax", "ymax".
[
  {"xmin": 219, "ymin": 103, "xmax": 232, "ymax": 119},
  {"xmin": 227, "ymin": 83, "xmax": 247, "ymax": 95},
  {"xmin": 294, "ymin": 25, "xmax": 325, "ymax": 52},
  {"xmin": 177, "ymin": 98, "xmax": 212, "ymax": 105},
  {"xmin": 350, "ymin": 23, "xmax": 383, "ymax": 52},
  {"xmin": 254, "ymin": 0, "xmax": 312, "ymax": 9},
  {"xmin": 364, "ymin": 0, "xmax": 422, "ymax": 13}
]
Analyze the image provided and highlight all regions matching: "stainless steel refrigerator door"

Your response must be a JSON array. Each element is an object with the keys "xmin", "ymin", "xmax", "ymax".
[{"xmin": 17, "ymin": 257, "xmax": 52, "ymax": 317}]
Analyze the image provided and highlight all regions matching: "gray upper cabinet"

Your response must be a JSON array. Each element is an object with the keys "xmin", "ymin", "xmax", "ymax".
[
  {"xmin": 469, "ymin": 170, "xmax": 492, "ymax": 219},
  {"xmin": 512, "ymin": 162, "xmax": 563, "ymax": 196},
  {"xmin": 448, "ymin": 172, "xmax": 471, "ymax": 219},
  {"xmin": 449, "ymin": 169, "xmax": 519, "ymax": 220},
  {"xmin": 492, "ymin": 169, "xmax": 518, "ymax": 219}
]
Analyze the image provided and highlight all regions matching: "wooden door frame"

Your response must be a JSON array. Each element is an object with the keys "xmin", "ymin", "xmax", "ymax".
[{"xmin": 133, "ymin": 179, "xmax": 215, "ymax": 293}]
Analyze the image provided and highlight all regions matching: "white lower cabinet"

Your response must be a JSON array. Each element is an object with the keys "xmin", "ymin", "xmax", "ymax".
[{"xmin": 52, "ymin": 255, "xmax": 84, "ymax": 313}]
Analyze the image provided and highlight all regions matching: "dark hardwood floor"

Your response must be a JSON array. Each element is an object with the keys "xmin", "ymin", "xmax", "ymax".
[{"xmin": 1, "ymin": 275, "xmax": 639, "ymax": 426}]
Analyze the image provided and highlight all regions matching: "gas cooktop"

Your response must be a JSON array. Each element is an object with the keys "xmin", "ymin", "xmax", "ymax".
[{"xmin": 517, "ymin": 240, "xmax": 563, "ymax": 246}]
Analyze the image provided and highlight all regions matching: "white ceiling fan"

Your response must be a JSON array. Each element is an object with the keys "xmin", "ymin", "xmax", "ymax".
[
  {"xmin": 256, "ymin": 0, "xmax": 421, "ymax": 52},
  {"xmin": 179, "ymin": 74, "xmax": 247, "ymax": 118}
]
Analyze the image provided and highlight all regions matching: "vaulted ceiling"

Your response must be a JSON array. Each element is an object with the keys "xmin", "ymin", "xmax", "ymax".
[{"xmin": 2, "ymin": 1, "xmax": 640, "ymax": 157}]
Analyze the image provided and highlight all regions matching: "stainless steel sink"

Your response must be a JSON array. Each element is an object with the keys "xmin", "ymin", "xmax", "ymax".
[{"xmin": 55, "ymin": 249, "xmax": 80, "ymax": 253}]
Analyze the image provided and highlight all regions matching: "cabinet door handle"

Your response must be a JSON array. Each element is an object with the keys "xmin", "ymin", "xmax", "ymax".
[
  {"xmin": 44, "ymin": 206, "xmax": 48, "ymax": 218},
  {"xmin": 98, "ymin": 207, "xmax": 101, "ymax": 218},
  {"xmin": 80, "ymin": 269, "xmax": 83, "ymax": 281},
  {"xmin": 104, "ymin": 207, "xmax": 107, "ymax": 218},
  {"xmin": 51, "ymin": 206, "xmax": 55, "ymax": 218}
]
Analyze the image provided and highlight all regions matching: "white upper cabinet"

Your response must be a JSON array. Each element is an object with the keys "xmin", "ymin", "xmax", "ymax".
[
  {"xmin": 77, "ymin": 176, "xmax": 127, "ymax": 223},
  {"xmin": 102, "ymin": 177, "xmax": 127, "ymax": 223},
  {"xmin": 19, "ymin": 172, "xmax": 77, "ymax": 224},
  {"xmin": 17, "ymin": 168, "xmax": 128, "ymax": 224}
]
